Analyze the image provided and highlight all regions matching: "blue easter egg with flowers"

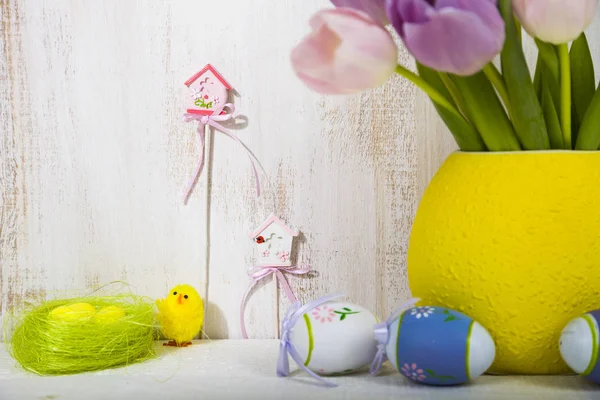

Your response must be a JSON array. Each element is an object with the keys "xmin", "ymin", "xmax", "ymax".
[{"xmin": 386, "ymin": 306, "xmax": 496, "ymax": 386}]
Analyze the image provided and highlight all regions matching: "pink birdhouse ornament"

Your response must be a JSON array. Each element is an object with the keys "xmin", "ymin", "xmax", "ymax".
[
  {"xmin": 185, "ymin": 64, "xmax": 232, "ymax": 116},
  {"xmin": 249, "ymin": 214, "xmax": 299, "ymax": 267}
]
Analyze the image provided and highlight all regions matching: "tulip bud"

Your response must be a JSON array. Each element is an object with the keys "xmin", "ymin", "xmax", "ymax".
[
  {"xmin": 291, "ymin": 9, "xmax": 398, "ymax": 94},
  {"xmin": 513, "ymin": 0, "xmax": 598, "ymax": 44},
  {"xmin": 386, "ymin": 0, "xmax": 505, "ymax": 76}
]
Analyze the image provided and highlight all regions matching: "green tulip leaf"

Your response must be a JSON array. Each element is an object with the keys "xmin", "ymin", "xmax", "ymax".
[
  {"xmin": 540, "ymin": 63, "xmax": 561, "ymax": 118},
  {"xmin": 541, "ymin": 83, "xmax": 564, "ymax": 149},
  {"xmin": 534, "ymin": 40, "xmax": 561, "ymax": 116},
  {"xmin": 451, "ymin": 72, "xmax": 521, "ymax": 151},
  {"xmin": 499, "ymin": 0, "xmax": 550, "ymax": 150},
  {"xmin": 416, "ymin": 63, "xmax": 487, "ymax": 152},
  {"xmin": 575, "ymin": 86, "xmax": 600, "ymax": 149},
  {"xmin": 535, "ymin": 39, "xmax": 560, "ymax": 84},
  {"xmin": 571, "ymin": 33, "xmax": 596, "ymax": 134},
  {"xmin": 533, "ymin": 55, "xmax": 543, "ymax": 102}
]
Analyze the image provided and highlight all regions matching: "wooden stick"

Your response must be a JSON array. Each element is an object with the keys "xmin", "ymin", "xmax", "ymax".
[
  {"xmin": 274, "ymin": 273, "xmax": 279, "ymax": 338},
  {"xmin": 202, "ymin": 124, "xmax": 212, "ymax": 339}
]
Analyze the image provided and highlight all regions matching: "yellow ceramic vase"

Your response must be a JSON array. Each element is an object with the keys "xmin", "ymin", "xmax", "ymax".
[{"xmin": 408, "ymin": 151, "xmax": 600, "ymax": 375}]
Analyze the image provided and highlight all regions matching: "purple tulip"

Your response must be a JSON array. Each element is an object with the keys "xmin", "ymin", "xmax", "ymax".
[
  {"xmin": 331, "ymin": 0, "xmax": 388, "ymax": 25},
  {"xmin": 386, "ymin": 0, "xmax": 505, "ymax": 76}
]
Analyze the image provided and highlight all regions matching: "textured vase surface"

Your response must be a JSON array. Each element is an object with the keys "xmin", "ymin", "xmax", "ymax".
[{"xmin": 408, "ymin": 151, "xmax": 600, "ymax": 374}]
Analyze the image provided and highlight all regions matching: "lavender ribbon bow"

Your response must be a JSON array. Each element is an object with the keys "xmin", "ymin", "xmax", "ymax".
[
  {"xmin": 240, "ymin": 264, "xmax": 311, "ymax": 339},
  {"xmin": 370, "ymin": 298, "xmax": 421, "ymax": 375},
  {"xmin": 277, "ymin": 294, "xmax": 344, "ymax": 387},
  {"xmin": 182, "ymin": 103, "xmax": 261, "ymax": 204}
]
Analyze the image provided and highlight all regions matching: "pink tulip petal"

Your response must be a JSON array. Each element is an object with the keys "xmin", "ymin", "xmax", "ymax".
[
  {"xmin": 291, "ymin": 8, "xmax": 397, "ymax": 94},
  {"xmin": 411, "ymin": 363, "xmax": 417, "ymax": 370}
]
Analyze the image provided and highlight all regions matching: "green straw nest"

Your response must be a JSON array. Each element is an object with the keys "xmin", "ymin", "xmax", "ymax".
[{"xmin": 6, "ymin": 292, "xmax": 158, "ymax": 375}]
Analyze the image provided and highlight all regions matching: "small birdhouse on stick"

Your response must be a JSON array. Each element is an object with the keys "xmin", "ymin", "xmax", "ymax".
[
  {"xmin": 248, "ymin": 214, "xmax": 299, "ymax": 266},
  {"xmin": 185, "ymin": 64, "xmax": 232, "ymax": 116}
]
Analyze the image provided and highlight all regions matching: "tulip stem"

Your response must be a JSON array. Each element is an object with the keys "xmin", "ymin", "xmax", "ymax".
[
  {"xmin": 558, "ymin": 43, "xmax": 572, "ymax": 149},
  {"xmin": 395, "ymin": 64, "xmax": 462, "ymax": 118},
  {"xmin": 483, "ymin": 64, "xmax": 512, "ymax": 118}
]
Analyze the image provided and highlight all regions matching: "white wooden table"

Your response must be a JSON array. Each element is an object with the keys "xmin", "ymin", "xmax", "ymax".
[{"xmin": 1, "ymin": 340, "xmax": 599, "ymax": 400}]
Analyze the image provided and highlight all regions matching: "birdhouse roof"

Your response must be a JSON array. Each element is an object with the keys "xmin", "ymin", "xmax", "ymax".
[
  {"xmin": 185, "ymin": 64, "xmax": 232, "ymax": 89},
  {"xmin": 248, "ymin": 214, "xmax": 299, "ymax": 239}
]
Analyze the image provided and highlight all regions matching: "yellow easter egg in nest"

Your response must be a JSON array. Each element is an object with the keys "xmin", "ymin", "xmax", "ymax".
[
  {"xmin": 94, "ymin": 306, "xmax": 126, "ymax": 324},
  {"xmin": 49, "ymin": 303, "xmax": 96, "ymax": 322}
]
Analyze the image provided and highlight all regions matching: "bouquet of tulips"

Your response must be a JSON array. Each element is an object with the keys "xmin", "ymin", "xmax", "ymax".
[{"xmin": 291, "ymin": 0, "xmax": 599, "ymax": 152}]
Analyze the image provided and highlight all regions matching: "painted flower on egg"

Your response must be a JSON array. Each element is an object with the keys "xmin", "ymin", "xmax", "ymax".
[
  {"xmin": 312, "ymin": 305, "xmax": 336, "ymax": 323},
  {"xmin": 411, "ymin": 307, "xmax": 435, "ymax": 319},
  {"xmin": 401, "ymin": 363, "xmax": 426, "ymax": 381}
]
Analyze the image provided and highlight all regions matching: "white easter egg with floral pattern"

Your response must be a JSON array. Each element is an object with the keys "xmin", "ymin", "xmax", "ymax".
[{"xmin": 289, "ymin": 302, "xmax": 378, "ymax": 375}]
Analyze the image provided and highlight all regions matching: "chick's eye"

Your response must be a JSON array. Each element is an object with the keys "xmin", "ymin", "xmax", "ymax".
[
  {"xmin": 173, "ymin": 291, "xmax": 177, "ymax": 295},
  {"xmin": 184, "ymin": 295, "xmax": 188, "ymax": 299}
]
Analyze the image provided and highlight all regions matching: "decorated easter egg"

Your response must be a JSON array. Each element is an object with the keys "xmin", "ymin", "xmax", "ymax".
[
  {"xmin": 386, "ymin": 306, "xmax": 495, "ymax": 385},
  {"xmin": 94, "ymin": 306, "xmax": 126, "ymax": 324},
  {"xmin": 49, "ymin": 303, "xmax": 96, "ymax": 323},
  {"xmin": 560, "ymin": 310, "xmax": 600, "ymax": 383},
  {"xmin": 289, "ymin": 302, "xmax": 378, "ymax": 375}
]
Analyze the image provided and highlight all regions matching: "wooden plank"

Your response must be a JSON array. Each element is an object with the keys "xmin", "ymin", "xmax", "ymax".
[
  {"xmin": 0, "ymin": 0, "xmax": 46, "ymax": 322},
  {"xmin": 0, "ymin": 0, "xmax": 468, "ymax": 339},
  {"xmin": 0, "ymin": 0, "xmax": 207, "ymax": 323},
  {"xmin": 7, "ymin": 0, "xmax": 589, "ymax": 341},
  {"xmin": 202, "ymin": 0, "xmax": 323, "ymax": 339},
  {"xmin": 276, "ymin": 48, "xmax": 457, "ymax": 326},
  {"xmin": 2, "ymin": 340, "xmax": 599, "ymax": 400}
]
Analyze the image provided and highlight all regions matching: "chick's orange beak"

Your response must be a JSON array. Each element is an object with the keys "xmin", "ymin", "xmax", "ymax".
[{"xmin": 177, "ymin": 294, "xmax": 183, "ymax": 305}]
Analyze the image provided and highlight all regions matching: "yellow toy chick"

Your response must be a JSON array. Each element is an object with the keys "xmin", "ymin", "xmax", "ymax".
[{"xmin": 156, "ymin": 284, "xmax": 204, "ymax": 347}]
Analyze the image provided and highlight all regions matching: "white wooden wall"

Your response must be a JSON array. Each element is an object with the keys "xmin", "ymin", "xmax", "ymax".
[{"xmin": 8, "ymin": 0, "xmax": 597, "ymax": 340}]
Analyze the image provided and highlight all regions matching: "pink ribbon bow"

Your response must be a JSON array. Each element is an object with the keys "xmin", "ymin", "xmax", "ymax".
[
  {"xmin": 182, "ymin": 103, "xmax": 261, "ymax": 204},
  {"xmin": 240, "ymin": 264, "xmax": 311, "ymax": 339}
]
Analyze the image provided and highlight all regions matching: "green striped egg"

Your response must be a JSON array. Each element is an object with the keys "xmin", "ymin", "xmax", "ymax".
[{"xmin": 289, "ymin": 302, "xmax": 378, "ymax": 375}]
